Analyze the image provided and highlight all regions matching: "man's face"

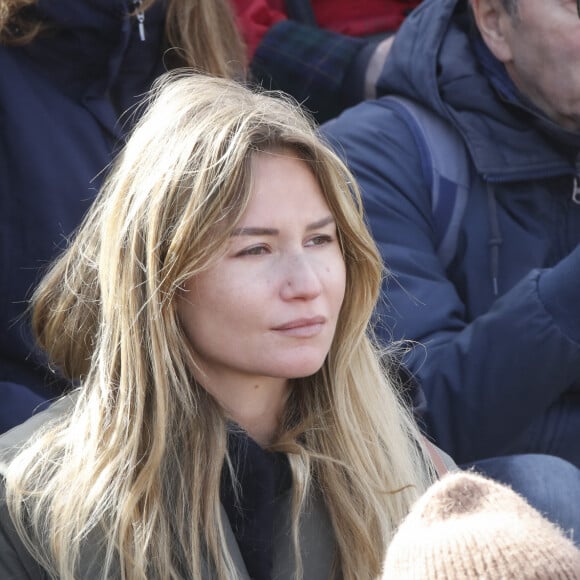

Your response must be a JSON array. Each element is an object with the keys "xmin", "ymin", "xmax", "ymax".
[{"xmin": 497, "ymin": 0, "xmax": 580, "ymax": 131}]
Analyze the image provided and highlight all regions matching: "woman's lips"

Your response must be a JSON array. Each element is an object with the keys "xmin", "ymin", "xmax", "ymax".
[{"xmin": 272, "ymin": 316, "xmax": 326, "ymax": 337}]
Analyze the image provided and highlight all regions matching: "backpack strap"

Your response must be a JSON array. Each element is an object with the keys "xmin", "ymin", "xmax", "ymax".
[{"xmin": 377, "ymin": 96, "xmax": 470, "ymax": 269}]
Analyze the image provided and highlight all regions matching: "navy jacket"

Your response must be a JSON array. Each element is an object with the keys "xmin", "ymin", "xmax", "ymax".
[
  {"xmin": 0, "ymin": 0, "xmax": 166, "ymax": 431},
  {"xmin": 323, "ymin": 0, "xmax": 580, "ymax": 464}
]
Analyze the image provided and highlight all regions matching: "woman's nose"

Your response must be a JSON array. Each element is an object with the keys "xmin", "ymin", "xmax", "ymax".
[{"xmin": 279, "ymin": 254, "xmax": 323, "ymax": 301}]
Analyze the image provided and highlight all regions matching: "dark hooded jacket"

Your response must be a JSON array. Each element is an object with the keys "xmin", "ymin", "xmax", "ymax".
[
  {"xmin": 322, "ymin": 0, "xmax": 580, "ymax": 464},
  {"xmin": 0, "ymin": 0, "xmax": 167, "ymax": 431}
]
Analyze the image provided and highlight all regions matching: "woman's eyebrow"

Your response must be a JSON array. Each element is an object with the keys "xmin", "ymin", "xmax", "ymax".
[
  {"xmin": 306, "ymin": 215, "xmax": 335, "ymax": 231},
  {"xmin": 232, "ymin": 215, "xmax": 335, "ymax": 237},
  {"xmin": 231, "ymin": 226, "xmax": 278, "ymax": 236}
]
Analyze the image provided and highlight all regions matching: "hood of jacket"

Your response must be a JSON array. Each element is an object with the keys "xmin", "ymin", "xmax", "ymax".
[
  {"xmin": 376, "ymin": 0, "xmax": 579, "ymax": 181},
  {"xmin": 20, "ymin": 0, "xmax": 167, "ymax": 120}
]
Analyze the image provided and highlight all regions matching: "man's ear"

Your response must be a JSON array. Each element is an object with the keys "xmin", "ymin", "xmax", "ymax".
[{"xmin": 470, "ymin": 0, "xmax": 514, "ymax": 63}]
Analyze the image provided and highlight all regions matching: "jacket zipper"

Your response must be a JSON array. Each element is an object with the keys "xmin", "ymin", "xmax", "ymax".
[
  {"xmin": 573, "ymin": 154, "xmax": 580, "ymax": 204},
  {"xmin": 133, "ymin": 0, "xmax": 146, "ymax": 41},
  {"xmin": 573, "ymin": 177, "xmax": 580, "ymax": 204}
]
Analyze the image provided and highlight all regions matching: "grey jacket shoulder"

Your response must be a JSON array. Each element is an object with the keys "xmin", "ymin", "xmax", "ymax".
[
  {"xmin": 0, "ymin": 395, "xmax": 76, "ymax": 477},
  {"xmin": 437, "ymin": 446, "xmax": 458, "ymax": 473},
  {"xmin": 0, "ymin": 397, "xmax": 76, "ymax": 580}
]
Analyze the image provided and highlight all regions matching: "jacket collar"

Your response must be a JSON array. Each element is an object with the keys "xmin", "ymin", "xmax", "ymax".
[{"xmin": 19, "ymin": 0, "xmax": 167, "ymax": 138}]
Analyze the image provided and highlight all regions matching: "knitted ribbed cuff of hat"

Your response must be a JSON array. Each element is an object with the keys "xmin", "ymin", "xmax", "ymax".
[{"xmin": 382, "ymin": 471, "xmax": 580, "ymax": 579}]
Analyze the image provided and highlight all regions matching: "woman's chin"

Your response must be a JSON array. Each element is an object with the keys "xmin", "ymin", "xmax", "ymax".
[{"xmin": 275, "ymin": 358, "xmax": 327, "ymax": 380}]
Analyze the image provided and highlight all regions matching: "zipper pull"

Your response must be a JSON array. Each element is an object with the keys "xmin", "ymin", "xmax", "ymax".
[
  {"xmin": 134, "ymin": 0, "xmax": 146, "ymax": 41},
  {"xmin": 573, "ymin": 155, "xmax": 580, "ymax": 204},
  {"xmin": 573, "ymin": 176, "xmax": 580, "ymax": 205}
]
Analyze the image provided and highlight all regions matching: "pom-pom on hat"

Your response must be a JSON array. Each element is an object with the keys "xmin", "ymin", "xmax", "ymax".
[{"xmin": 382, "ymin": 471, "xmax": 580, "ymax": 579}]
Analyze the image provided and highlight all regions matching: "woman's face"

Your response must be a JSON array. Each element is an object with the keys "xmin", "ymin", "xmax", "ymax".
[{"xmin": 177, "ymin": 150, "xmax": 346, "ymax": 396}]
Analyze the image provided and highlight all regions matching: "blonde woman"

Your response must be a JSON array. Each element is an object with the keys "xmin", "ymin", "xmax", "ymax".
[
  {"xmin": 0, "ymin": 0, "xmax": 245, "ymax": 433},
  {"xmin": 0, "ymin": 73, "xmax": 449, "ymax": 579}
]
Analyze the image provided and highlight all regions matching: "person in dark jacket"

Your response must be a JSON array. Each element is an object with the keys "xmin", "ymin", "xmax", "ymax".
[
  {"xmin": 322, "ymin": 0, "xmax": 580, "ymax": 466},
  {"xmin": 0, "ymin": 0, "xmax": 244, "ymax": 434},
  {"xmin": 0, "ymin": 73, "xmax": 443, "ymax": 579}
]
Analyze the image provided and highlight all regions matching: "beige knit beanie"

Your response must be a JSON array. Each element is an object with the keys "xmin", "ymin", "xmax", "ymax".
[{"xmin": 382, "ymin": 471, "xmax": 580, "ymax": 579}]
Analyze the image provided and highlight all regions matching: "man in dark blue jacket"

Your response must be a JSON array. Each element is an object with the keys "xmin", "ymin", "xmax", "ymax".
[{"xmin": 323, "ymin": 0, "xmax": 580, "ymax": 467}]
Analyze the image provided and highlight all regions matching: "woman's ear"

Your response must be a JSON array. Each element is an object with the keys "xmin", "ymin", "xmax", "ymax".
[{"xmin": 470, "ymin": 0, "xmax": 515, "ymax": 64}]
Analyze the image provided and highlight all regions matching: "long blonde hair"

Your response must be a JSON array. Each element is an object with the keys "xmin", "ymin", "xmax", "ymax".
[
  {"xmin": 5, "ymin": 72, "xmax": 435, "ymax": 579},
  {"xmin": 0, "ymin": 0, "xmax": 244, "ymax": 78}
]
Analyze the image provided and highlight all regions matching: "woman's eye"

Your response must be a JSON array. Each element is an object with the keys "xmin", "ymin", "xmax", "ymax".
[
  {"xmin": 306, "ymin": 234, "xmax": 333, "ymax": 247},
  {"xmin": 236, "ymin": 245, "xmax": 270, "ymax": 256}
]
